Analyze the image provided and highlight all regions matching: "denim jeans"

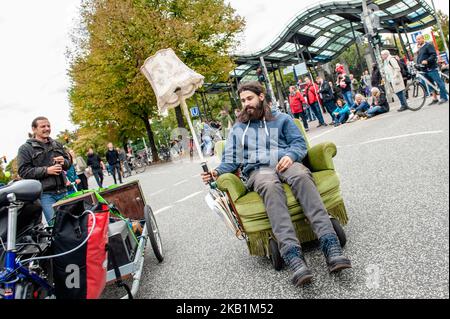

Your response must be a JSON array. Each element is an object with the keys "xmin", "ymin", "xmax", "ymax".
[
  {"xmin": 424, "ymin": 69, "xmax": 448, "ymax": 101},
  {"xmin": 342, "ymin": 90, "xmax": 354, "ymax": 106},
  {"xmin": 202, "ymin": 135, "xmax": 213, "ymax": 155},
  {"xmin": 336, "ymin": 112, "xmax": 349, "ymax": 124},
  {"xmin": 323, "ymin": 100, "xmax": 336, "ymax": 122},
  {"xmin": 396, "ymin": 90, "xmax": 408, "ymax": 108},
  {"xmin": 309, "ymin": 102, "xmax": 325, "ymax": 125},
  {"xmin": 41, "ymin": 192, "xmax": 67, "ymax": 225},
  {"xmin": 305, "ymin": 107, "xmax": 316, "ymax": 121},
  {"xmin": 367, "ymin": 106, "xmax": 388, "ymax": 118}
]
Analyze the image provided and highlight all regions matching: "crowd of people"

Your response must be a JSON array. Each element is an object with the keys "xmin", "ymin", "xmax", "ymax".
[{"xmin": 286, "ymin": 34, "xmax": 448, "ymax": 129}]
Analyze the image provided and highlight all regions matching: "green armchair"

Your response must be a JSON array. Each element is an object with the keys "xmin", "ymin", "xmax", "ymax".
[{"xmin": 214, "ymin": 119, "xmax": 349, "ymax": 257}]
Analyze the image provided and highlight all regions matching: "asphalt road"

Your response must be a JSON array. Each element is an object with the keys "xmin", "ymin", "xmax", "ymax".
[{"xmin": 100, "ymin": 99, "xmax": 449, "ymax": 299}]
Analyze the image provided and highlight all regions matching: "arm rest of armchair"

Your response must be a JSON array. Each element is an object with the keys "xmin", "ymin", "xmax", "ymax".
[
  {"xmin": 216, "ymin": 173, "xmax": 247, "ymax": 202},
  {"xmin": 305, "ymin": 142, "xmax": 337, "ymax": 171}
]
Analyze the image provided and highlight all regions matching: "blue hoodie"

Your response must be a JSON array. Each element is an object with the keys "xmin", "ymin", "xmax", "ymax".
[{"xmin": 216, "ymin": 110, "xmax": 307, "ymax": 177}]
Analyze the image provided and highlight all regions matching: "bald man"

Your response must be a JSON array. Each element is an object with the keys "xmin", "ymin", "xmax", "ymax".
[{"xmin": 416, "ymin": 34, "xmax": 448, "ymax": 104}]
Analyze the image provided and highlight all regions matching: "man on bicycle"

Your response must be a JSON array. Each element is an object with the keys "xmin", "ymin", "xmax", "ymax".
[{"xmin": 416, "ymin": 34, "xmax": 448, "ymax": 105}]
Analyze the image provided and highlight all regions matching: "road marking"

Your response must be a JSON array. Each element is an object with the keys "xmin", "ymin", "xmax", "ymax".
[
  {"xmin": 175, "ymin": 191, "xmax": 204, "ymax": 203},
  {"xmin": 339, "ymin": 130, "xmax": 444, "ymax": 148},
  {"xmin": 173, "ymin": 179, "xmax": 188, "ymax": 186},
  {"xmin": 149, "ymin": 188, "xmax": 166, "ymax": 196},
  {"xmin": 310, "ymin": 126, "xmax": 339, "ymax": 141},
  {"xmin": 154, "ymin": 206, "xmax": 173, "ymax": 215}
]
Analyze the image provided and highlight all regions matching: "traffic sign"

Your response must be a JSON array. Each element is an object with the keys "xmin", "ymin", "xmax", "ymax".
[{"xmin": 190, "ymin": 106, "xmax": 200, "ymax": 117}]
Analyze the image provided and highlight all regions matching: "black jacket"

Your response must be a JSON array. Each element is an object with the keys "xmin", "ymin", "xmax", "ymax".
[
  {"xmin": 319, "ymin": 81, "xmax": 335, "ymax": 102},
  {"xmin": 18, "ymin": 138, "xmax": 70, "ymax": 194},
  {"xmin": 105, "ymin": 149, "xmax": 120, "ymax": 165},
  {"xmin": 87, "ymin": 153, "xmax": 103, "ymax": 170},
  {"xmin": 371, "ymin": 67, "xmax": 382, "ymax": 88},
  {"xmin": 417, "ymin": 42, "xmax": 437, "ymax": 71}
]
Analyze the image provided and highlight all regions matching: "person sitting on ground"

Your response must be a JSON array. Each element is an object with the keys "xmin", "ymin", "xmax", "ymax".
[
  {"xmin": 348, "ymin": 94, "xmax": 370, "ymax": 122},
  {"xmin": 332, "ymin": 99, "xmax": 351, "ymax": 126},
  {"xmin": 366, "ymin": 87, "xmax": 390, "ymax": 118},
  {"xmin": 201, "ymin": 81, "xmax": 352, "ymax": 287}
]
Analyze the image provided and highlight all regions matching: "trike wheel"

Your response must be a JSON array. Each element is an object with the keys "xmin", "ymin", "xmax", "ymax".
[
  {"xmin": 330, "ymin": 217, "xmax": 346, "ymax": 248},
  {"xmin": 144, "ymin": 205, "xmax": 164, "ymax": 262},
  {"xmin": 269, "ymin": 238, "xmax": 283, "ymax": 271}
]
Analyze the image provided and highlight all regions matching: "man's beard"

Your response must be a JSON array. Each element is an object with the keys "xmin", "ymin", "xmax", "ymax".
[{"xmin": 245, "ymin": 101, "xmax": 264, "ymax": 120}]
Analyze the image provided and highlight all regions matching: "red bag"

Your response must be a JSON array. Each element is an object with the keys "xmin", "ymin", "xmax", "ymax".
[{"xmin": 52, "ymin": 200, "xmax": 109, "ymax": 299}]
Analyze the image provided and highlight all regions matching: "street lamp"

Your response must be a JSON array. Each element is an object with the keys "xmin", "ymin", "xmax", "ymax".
[{"xmin": 140, "ymin": 48, "xmax": 207, "ymax": 169}]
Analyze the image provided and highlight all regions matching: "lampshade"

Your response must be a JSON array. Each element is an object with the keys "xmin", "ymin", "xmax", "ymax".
[{"xmin": 141, "ymin": 48, "xmax": 204, "ymax": 114}]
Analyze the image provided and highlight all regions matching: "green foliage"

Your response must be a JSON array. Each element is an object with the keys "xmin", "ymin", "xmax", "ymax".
[
  {"xmin": 433, "ymin": 10, "xmax": 449, "ymax": 53},
  {"xmin": 68, "ymin": 0, "xmax": 244, "ymax": 161}
]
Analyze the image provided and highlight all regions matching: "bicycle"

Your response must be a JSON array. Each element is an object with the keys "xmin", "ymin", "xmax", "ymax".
[
  {"xmin": 404, "ymin": 62, "xmax": 449, "ymax": 111},
  {"xmin": 0, "ymin": 180, "xmax": 55, "ymax": 299},
  {"xmin": 130, "ymin": 156, "xmax": 146, "ymax": 174}
]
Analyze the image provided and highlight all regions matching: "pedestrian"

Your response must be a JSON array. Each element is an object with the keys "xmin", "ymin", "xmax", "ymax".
[
  {"xmin": 317, "ymin": 76, "xmax": 336, "ymax": 125},
  {"xmin": 234, "ymin": 108, "xmax": 241, "ymax": 120},
  {"xmin": 288, "ymin": 85, "xmax": 309, "ymax": 131},
  {"xmin": 361, "ymin": 70, "xmax": 372, "ymax": 97},
  {"xmin": 416, "ymin": 34, "xmax": 448, "ymax": 105},
  {"xmin": 87, "ymin": 147, "xmax": 105, "ymax": 188},
  {"xmin": 371, "ymin": 63, "xmax": 383, "ymax": 91},
  {"xmin": 117, "ymin": 147, "xmax": 131, "ymax": 178},
  {"xmin": 303, "ymin": 77, "xmax": 327, "ymax": 127},
  {"xmin": 17, "ymin": 116, "xmax": 70, "ymax": 224},
  {"xmin": 69, "ymin": 149, "xmax": 88, "ymax": 190},
  {"xmin": 367, "ymin": 87, "xmax": 390, "ymax": 118},
  {"xmin": 201, "ymin": 81, "xmax": 351, "ymax": 287},
  {"xmin": 381, "ymin": 50, "xmax": 409, "ymax": 112},
  {"xmin": 218, "ymin": 109, "xmax": 233, "ymax": 138},
  {"xmin": 350, "ymin": 74, "xmax": 359, "ymax": 97},
  {"xmin": 395, "ymin": 55, "xmax": 410, "ymax": 95},
  {"xmin": 106, "ymin": 142, "xmax": 123, "ymax": 184},
  {"xmin": 332, "ymin": 98, "xmax": 351, "ymax": 126},
  {"xmin": 335, "ymin": 63, "xmax": 354, "ymax": 106},
  {"xmin": 64, "ymin": 151, "xmax": 80, "ymax": 194}
]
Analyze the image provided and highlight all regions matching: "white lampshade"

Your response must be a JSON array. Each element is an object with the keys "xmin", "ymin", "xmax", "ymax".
[{"xmin": 141, "ymin": 48, "xmax": 204, "ymax": 114}]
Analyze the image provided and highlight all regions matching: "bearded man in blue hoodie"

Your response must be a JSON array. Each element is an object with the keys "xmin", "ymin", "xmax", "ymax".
[{"xmin": 202, "ymin": 81, "xmax": 351, "ymax": 286}]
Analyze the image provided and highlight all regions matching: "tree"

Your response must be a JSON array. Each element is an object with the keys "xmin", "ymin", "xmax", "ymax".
[
  {"xmin": 433, "ymin": 10, "xmax": 449, "ymax": 53},
  {"xmin": 68, "ymin": 0, "xmax": 244, "ymax": 162}
]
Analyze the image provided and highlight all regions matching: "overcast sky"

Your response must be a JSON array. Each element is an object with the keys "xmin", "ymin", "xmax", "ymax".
[{"xmin": 0, "ymin": 0, "xmax": 448, "ymax": 163}]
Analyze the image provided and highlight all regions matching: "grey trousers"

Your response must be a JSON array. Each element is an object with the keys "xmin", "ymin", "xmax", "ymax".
[{"xmin": 247, "ymin": 162, "xmax": 336, "ymax": 256}]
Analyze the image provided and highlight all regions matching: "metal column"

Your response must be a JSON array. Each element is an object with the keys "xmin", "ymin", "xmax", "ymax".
[
  {"xmin": 397, "ymin": 29, "xmax": 411, "ymax": 61},
  {"xmin": 259, "ymin": 56, "xmax": 277, "ymax": 106},
  {"xmin": 350, "ymin": 21, "xmax": 366, "ymax": 72}
]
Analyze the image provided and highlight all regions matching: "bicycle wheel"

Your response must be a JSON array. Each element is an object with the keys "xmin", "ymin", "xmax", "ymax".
[
  {"xmin": 134, "ymin": 159, "xmax": 146, "ymax": 174},
  {"xmin": 405, "ymin": 81, "xmax": 426, "ymax": 111}
]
